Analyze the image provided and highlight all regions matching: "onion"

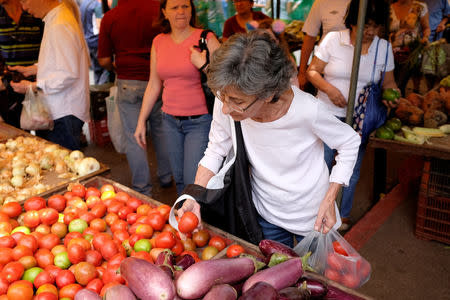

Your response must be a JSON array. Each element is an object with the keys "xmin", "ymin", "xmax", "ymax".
[
  {"xmin": 0, "ymin": 169, "xmax": 12, "ymax": 180},
  {"xmin": 3, "ymin": 196, "xmax": 16, "ymax": 204},
  {"xmin": 44, "ymin": 144, "xmax": 59, "ymax": 153},
  {"xmin": 0, "ymin": 183, "xmax": 14, "ymax": 193},
  {"xmin": 25, "ymin": 163, "xmax": 40, "ymax": 176},
  {"xmin": 58, "ymin": 149, "xmax": 69, "ymax": 160},
  {"xmin": 12, "ymin": 166, "xmax": 25, "ymax": 177},
  {"xmin": 69, "ymin": 150, "xmax": 84, "ymax": 161},
  {"xmin": 0, "ymin": 144, "xmax": 5, "ymax": 151},
  {"xmin": 5, "ymin": 139, "xmax": 17, "ymax": 150},
  {"xmin": 39, "ymin": 155, "xmax": 53, "ymax": 170},
  {"xmin": 76, "ymin": 157, "xmax": 100, "ymax": 176},
  {"xmin": 10, "ymin": 175, "xmax": 24, "ymax": 187},
  {"xmin": 55, "ymin": 160, "xmax": 67, "ymax": 173}
]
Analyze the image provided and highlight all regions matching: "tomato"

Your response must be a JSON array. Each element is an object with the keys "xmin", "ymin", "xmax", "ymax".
[
  {"xmin": 35, "ymin": 249, "xmax": 54, "ymax": 269},
  {"xmin": 3, "ymin": 261, "xmax": 24, "ymax": 282},
  {"xmin": 56, "ymin": 269, "xmax": 75, "ymax": 288},
  {"xmin": 126, "ymin": 198, "xmax": 142, "ymax": 211},
  {"xmin": 69, "ymin": 219, "xmax": 89, "ymax": 234},
  {"xmin": 44, "ymin": 265, "xmax": 62, "ymax": 279},
  {"xmin": 156, "ymin": 205, "xmax": 171, "ymax": 220},
  {"xmin": 126, "ymin": 213, "xmax": 139, "ymax": 225},
  {"xmin": 135, "ymin": 224, "xmax": 153, "ymax": 238},
  {"xmin": 83, "ymin": 227, "xmax": 98, "ymax": 237},
  {"xmin": 8, "ymin": 218, "xmax": 19, "ymax": 230},
  {"xmin": 68, "ymin": 243, "xmax": 86, "ymax": 264},
  {"xmin": 100, "ymin": 281, "xmax": 120, "ymax": 297},
  {"xmin": 0, "ymin": 236, "xmax": 16, "ymax": 248},
  {"xmin": 89, "ymin": 219, "xmax": 106, "ymax": 232},
  {"xmin": 35, "ymin": 292, "xmax": 58, "ymax": 300},
  {"xmin": 192, "ymin": 230, "xmax": 210, "ymax": 247},
  {"xmin": 341, "ymin": 273, "xmax": 360, "ymax": 288},
  {"xmin": 92, "ymin": 233, "xmax": 112, "ymax": 251},
  {"xmin": 64, "ymin": 212, "xmax": 78, "ymax": 225},
  {"xmin": 18, "ymin": 255, "xmax": 37, "ymax": 269},
  {"xmin": 155, "ymin": 231, "xmax": 176, "ymax": 249},
  {"xmin": 171, "ymin": 239, "xmax": 184, "ymax": 256},
  {"xmin": 128, "ymin": 234, "xmax": 144, "ymax": 247},
  {"xmin": 85, "ymin": 187, "xmax": 101, "ymax": 199},
  {"xmin": 24, "ymin": 196, "xmax": 46, "ymax": 212},
  {"xmin": 71, "ymin": 184, "xmax": 86, "ymax": 198},
  {"xmin": 12, "ymin": 245, "xmax": 33, "ymax": 260},
  {"xmin": 67, "ymin": 237, "xmax": 91, "ymax": 252},
  {"xmin": 17, "ymin": 235, "xmax": 37, "ymax": 252},
  {"xmin": 0, "ymin": 202, "xmax": 22, "ymax": 218},
  {"xmin": 51, "ymin": 222, "xmax": 68, "ymax": 239},
  {"xmin": 106, "ymin": 253, "xmax": 125, "ymax": 271},
  {"xmin": 54, "ymin": 252, "xmax": 71, "ymax": 270},
  {"xmin": 39, "ymin": 208, "xmax": 59, "ymax": 226},
  {"xmin": 178, "ymin": 212, "xmax": 199, "ymax": 234},
  {"xmin": 85, "ymin": 250, "xmax": 103, "ymax": 267},
  {"xmin": 105, "ymin": 213, "xmax": 119, "ymax": 227},
  {"xmin": 107, "ymin": 201, "xmax": 124, "ymax": 215},
  {"xmin": 23, "ymin": 210, "xmax": 40, "ymax": 228},
  {"xmin": 324, "ymin": 268, "xmax": 341, "ymax": 282},
  {"xmin": 79, "ymin": 212, "xmax": 96, "ymax": 223},
  {"xmin": 64, "ymin": 231, "xmax": 83, "ymax": 247},
  {"xmin": 208, "ymin": 236, "xmax": 226, "ymax": 251},
  {"xmin": 59, "ymin": 283, "xmax": 83, "ymax": 299},
  {"xmin": 117, "ymin": 206, "xmax": 133, "ymax": 220},
  {"xmin": 113, "ymin": 230, "xmax": 129, "ymax": 243},
  {"xmin": 147, "ymin": 212, "xmax": 165, "ymax": 231},
  {"xmin": 0, "ymin": 247, "xmax": 13, "ymax": 265},
  {"xmin": 7, "ymin": 280, "xmax": 33, "ymax": 300},
  {"xmin": 37, "ymin": 233, "xmax": 60, "ymax": 250},
  {"xmin": 0, "ymin": 221, "xmax": 12, "ymax": 234},
  {"xmin": 86, "ymin": 277, "xmax": 103, "ymax": 294},
  {"xmin": 226, "ymin": 244, "xmax": 245, "ymax": 258},
  {"xmin": 90, "ymin": 203, "xmax": 107, "ymax": 219},
  {"xmin": 327, "ymin": 253, "xmax": 344, "ymax": 271},
  {"xmin": 136, "ymin": 204, "xmax": 151, "ymax": 216},
  {"xmin": 51, "ymin": 245, "xmax": 67, "ymax": 256},
  {"xmin": 101, "ymin": 268, "xmax": 124, "ymax": 285},
  {"xmin": 100, "ymin": 239, "xmax": 118, "ymax": 261},
  {"xmin": 74, "ymin": 262, "xmax": 97, "ymax": 286},
  {"xmin": 201, "ymin": 246, "xmax": 219, "ymax": 260},
  {"xmin": 36, "ymin": 283, "xmax": 58, "ymax": 296},
  {"xmin": 114, "ymin": 191, "xmax": 130, "ymax": 203},
  {"xmin": 30, "ymin": 231, "xmax": 44, "ymax": 241},
  {"xmin": 10, "ymin": 231, "xmax": 26, "ymax": 243},
  {"xmin": 110, "ymin": 219, "xmax": 128, "ymax": 233},
  {"xmin": 47, "ymin": 194, "xmax": 66, "ymax": 213},
  {"xmin": 22, "ymin": 266, "xmax": 43, "ymax": 285},
  {"xmin": 332, "ymin": 241, "xmax": 349, "ymax": 256},
  {"xmin": 35, "ymin": 224, "xmax": 51, "ymax": 235},
  {"xmin": 0, "ymin": 277, "xmax": 8, "ymax": 295}
]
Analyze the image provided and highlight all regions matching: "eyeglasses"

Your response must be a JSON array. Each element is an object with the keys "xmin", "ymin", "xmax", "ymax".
[{"xmin": 215, "ymin": 91, "xmax": 259, "ymax": 113}]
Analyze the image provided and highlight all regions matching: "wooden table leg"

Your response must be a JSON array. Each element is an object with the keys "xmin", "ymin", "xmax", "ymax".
[{"xmin": 373, "ymin": 148, "xmax": 387, "ymax": 203}]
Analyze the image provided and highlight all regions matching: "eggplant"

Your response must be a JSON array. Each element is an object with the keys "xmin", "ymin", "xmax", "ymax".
[
  {"xmin": 120, "ymin": 257, "xmax": 176, "ymax": 300},
  {"xmin": 325, "ymin": 286, "xmax": 364, "ymax": 300},
  {"xmin": 267, "ymin": 252, "xmax": 290, "ymax": 267},
  {"xmin": 74, "ymin": 289, "xmax": 102, "ymax": 300},
  {"xmin": 104, "ymin": 284, "xmax": 137, "ymax": 300},
  {"xmin": 297, "ymin": 277, "xmax": 328, "ymax": 298},
  {"xmin": 278, "ymin": 283, "xmax": 311, "ymax": 300},
  {"xmin": 238, "ymin": 282, "xmax": 278, "ymax": 300},
  {"xmin": 176, "ymin": 257, "xmax": 255, "ymax": 299},
  {"xmin": 258, "ymin": 239, "xmax": 299, "ymax": 258},
  {"xmin": 239, "ymin": 253, "xmax": 266, "ymax": 271},
  {"xmin": 156, "ymin": 249, "xmax": 175, "ymax": 270},
  {"xmin": 242, "ymin": 258, "xmax": 303, "ymax": 293},
  {"xmin": 176, "ymin": 254, "xmax": 196, "ymax": 270},
  {"xmin": 203, "ymin": 284, "xmax": 237, "ymax": 300}
]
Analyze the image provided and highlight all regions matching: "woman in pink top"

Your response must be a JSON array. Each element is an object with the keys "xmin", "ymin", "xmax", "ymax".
[{"xmin": 135, "ymin": 0, "xmax": 220, "ymax": 195}]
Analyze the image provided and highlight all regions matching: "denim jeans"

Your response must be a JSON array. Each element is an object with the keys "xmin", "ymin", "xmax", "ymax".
[
  {"xmin": 161, "ymin": 112, "xmax": 212, "ymax": 195},
  {"xmin": 116, "ymin": 79, "xmax": 171, "ymax": 196},
  {"xmin": 257, "ymin": 215, "xmax": 304, "ymax": 248},
  {"xmin": 37, "ymin": 115, "xmax": 83, "ymax": 150},
  {"xmin": 324, "ymin": 117, "xmax": 367, "ymax": 219}
]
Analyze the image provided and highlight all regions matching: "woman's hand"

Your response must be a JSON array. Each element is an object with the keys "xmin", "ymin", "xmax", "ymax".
[
  {"xmin": 326, "ymin": 85, "xmax": 347, "ymax": 108},
  {"xmin": 176, "ymin": 198, "xmax": 203, "ymax": 239},
  {"xmin": 190, "ymin": 46, "xmax": 207, "ymax": 70},
  {"xmin": 314, "ymin": 182, "xmax": 340, "ymax": 233},
  {"xmin": 134, "ymin": 121, "xmax": 147, "ymax": 149},
  {"xmin": 8, "ymin": 65, "xmax": 37, "ymax": 77}
]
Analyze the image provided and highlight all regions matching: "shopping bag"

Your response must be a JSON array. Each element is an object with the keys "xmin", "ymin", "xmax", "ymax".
[
  {"xmin": 294, "ymin": 229, "xmax": 371, "ymax": 289},
  {"xmin": 20, "ymin": 85, "xmax": 54, "ymax": 130},
  {"xmin": 105, "ymin": 85, "xmax": 126, "ymax": 154}
]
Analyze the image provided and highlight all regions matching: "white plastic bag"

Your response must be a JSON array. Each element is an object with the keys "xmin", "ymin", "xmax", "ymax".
[
  {"xmin": 20, "ymin": 85, "xmax": 54, "ymax": 130},
  {"xmin": 105, "ymin": 85, "xmax": 126, "ymax": 153}
]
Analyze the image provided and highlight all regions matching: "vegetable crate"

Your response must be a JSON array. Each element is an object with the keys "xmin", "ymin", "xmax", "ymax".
[
  {"xmin": 415, "ymin": 158, "xmax": 450, "ymax": 244},
  {"xmin": 88, "ymin": 117, "xmax": 111, "ymax": 147}
]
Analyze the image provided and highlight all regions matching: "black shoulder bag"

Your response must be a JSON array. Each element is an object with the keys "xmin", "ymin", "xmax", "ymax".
[
  {"xmin": 181, "ymin": 121, "xmax": 263, "ymax": 245},
  {"xmin": 197, "ymin": 30, "xmax": 216, "ymax": 115}
]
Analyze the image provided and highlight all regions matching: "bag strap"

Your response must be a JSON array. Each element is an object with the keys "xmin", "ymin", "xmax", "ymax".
[
  {"xmin": 379, "ymin": 41, "xmax": 390, "ymax": 88},
  {"xmin": 370, "ymin": 38, "xmax": 381, "ymax": 83},
  {"xmin": 199, "ymin": 30, "xmax": 215, "ymax": 65}
]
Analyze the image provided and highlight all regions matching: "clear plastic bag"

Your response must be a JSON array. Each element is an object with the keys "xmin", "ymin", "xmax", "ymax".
[
  {"xmin": 105, "ymin": 85, "xmax": 126, "ymax": 154},
  {"xmin": 20, "ymin": 85, "xmax": 54, "ymax": 130},
  {"xmin": 294, "ymin": 229, "xmax": 371, "ymax": 289}
]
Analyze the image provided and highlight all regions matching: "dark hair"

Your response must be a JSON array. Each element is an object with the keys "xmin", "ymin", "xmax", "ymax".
[
  {"xmin": 344, "ymin": 0, "xmax": 389, "ymax": 30},
  {"xmin": 155, "ymin": 0, "xmax": 199, "ymax": 34}
]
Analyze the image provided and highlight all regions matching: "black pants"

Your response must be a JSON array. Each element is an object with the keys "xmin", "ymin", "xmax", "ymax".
[
  {"xmin": 36, "ymin": 115, "xmax": 84, "ymax": 150},
  {"xmin": 0, "ymin": 90, "xmax": 24, "ymax": 128}
]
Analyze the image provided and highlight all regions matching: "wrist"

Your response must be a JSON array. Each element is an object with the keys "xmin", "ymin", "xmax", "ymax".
[{"xmin": 198, "ymin": 62, "xmax": 208, "ymax": 72}]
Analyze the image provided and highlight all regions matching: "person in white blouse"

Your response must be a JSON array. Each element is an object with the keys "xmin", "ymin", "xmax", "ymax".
[
  {"xmin": 177, "ymin": 30, "xmax": 360, "ymax": 247},
  {"xmin": 10, "ymin": 0, "xmax": 90, "ymax": 150}
]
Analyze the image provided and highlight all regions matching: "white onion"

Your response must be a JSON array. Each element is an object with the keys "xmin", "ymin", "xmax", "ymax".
[
  {"xmin": 3, "ymin": 196, "xmax": 16, "ymax": 204},
  {"xmin": 54, "ymin": 160, "xmax": 67, "ymax": 173},
  {"xmin": 5, "ymin": 139, "xmax": 17, "ymax": 150},
  {"xmin": 76, "ymin": 157, "xmax": 100, "ymax": 176},
  {"xmin": 39, "ymin": 155, "xmax": 53, "ymax": 170},
  {"xmin": 25, "ymin": 163, "xmax": 40, "ymax": 176},
  {"xmin": 10, "ymin": 175, "xmax": 23, "ymax": 187},
  {"xmin": 0, "ymin": 169, "xmax": 12, "ymax": 180},
  {"xmin": 12, "ymin": 166, "xmax": 25, "ymax": 177},
  {"xmin": 44, "ymin": 144, "xmax": 59, "ymax": 153},
  {"xmin": 58, "ymin": 149, "xmax": 70, "ymax": 160},
  {"xmin": 69, "ymin": 150, "xmax": 84, "ymax": 161},
  {"xmin": 0, "ymin": 183, "xmax": 14, "ymax": 193}
]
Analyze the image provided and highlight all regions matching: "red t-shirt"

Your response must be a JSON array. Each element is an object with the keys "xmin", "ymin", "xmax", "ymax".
[{"xmin": 98, "ymin": 0, "xmax": 160, "ymax": 81}]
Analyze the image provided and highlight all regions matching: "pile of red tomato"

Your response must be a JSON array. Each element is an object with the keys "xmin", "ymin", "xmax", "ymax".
[{"xmin": 0, "ymin": 182, "xmax": 246, "ymax": 300}]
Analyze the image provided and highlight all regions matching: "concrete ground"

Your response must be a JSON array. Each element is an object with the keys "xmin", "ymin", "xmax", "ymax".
[{"xmin": 82, "ymin": 137, "xmax": 450, "ymax": 300}]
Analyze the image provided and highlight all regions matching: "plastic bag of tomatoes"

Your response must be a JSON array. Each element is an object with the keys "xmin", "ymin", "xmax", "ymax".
[{"xmin": 293, "ymin": 229, "xmax": 371, "ymax": 289}]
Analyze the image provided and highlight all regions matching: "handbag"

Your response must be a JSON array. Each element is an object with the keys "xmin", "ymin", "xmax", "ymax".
[
  {"xmin": 197, "ymin": 29, "xmax": 216, "ymax": 115},
  {"xmin": 169, "ymin": 121, "xmax": 264, "ymax": 245},
  {"xmin": 352, "ymin": 39, "xmax": 389, "ymax": 144},
  {"xmin": 20, "ymin": 85, "xmax": 54, "ymax": 131}
]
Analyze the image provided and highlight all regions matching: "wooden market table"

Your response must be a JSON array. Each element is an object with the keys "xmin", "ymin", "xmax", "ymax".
[{"xmin": 369, "ymin": 134, "xmax": 450, "ymax": 200}]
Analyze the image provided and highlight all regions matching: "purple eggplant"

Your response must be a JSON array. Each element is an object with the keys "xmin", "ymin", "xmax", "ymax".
[
  {"xmin": 259, "ymin": 239, "xmax": 299, "ymax": 258},
  {"xmin": 242, "ymin": 258, "xmax": 303, "ymax": 293},
  {"xmin": 278, "ymin": 282, "xmax": 311, "ymax": 300},
  {"xmin": 104, "ymin": 284, "xmax": 137, "ymax": 300},
  {"xmin": 74, "ymin": 289, "xmax": 102, "ymax": 300},
  {"xmin": 203, "ymin": 284, "xmax": 237, "ymax": 300},
  {"xmin": 238, "ymin": 282, "xmax": 278, "ymax": 300},
  {"xmin": 176, "ymin": 254, "xmax": 196, "ymax": 270},
  {"xmin": 297, "ymin": 277, "xmax": 328, "ymax": 298},
  {"xmin": 325, "ymin": 286, "xmax": 364, "ymax": 300}
]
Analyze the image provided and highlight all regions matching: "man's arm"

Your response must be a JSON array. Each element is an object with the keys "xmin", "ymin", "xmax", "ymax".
[
  {"xmin": 298, "ymin": 34, "xmax": 316, "ymax": 90},
  {"xmin": 98, "ymin": 57, "xmax": 114, "ymax": 71}
]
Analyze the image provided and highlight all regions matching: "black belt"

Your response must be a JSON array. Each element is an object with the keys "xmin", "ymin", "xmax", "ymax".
[{"xmin": 172, "ymin": 115, "xmax": 202, "ymax": 120}]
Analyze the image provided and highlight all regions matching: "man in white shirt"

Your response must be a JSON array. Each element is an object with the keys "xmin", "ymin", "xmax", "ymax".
[
  {"xmin": 10, "ymin": 0, "xmax": 90, "ymax": 150},
  {"xmin": 298, "ymin": 0, "xmax": 350, "ymax": 91}
]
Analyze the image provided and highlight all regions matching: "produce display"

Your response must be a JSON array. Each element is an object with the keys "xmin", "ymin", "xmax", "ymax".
[{"xmin": 0, "ymin": 136, "xmax": 101, "ymax": 204}]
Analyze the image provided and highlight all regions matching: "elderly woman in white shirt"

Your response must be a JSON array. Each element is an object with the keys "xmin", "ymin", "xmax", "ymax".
[
  {"xmin": 306, "ymin": 0, "xmax": 399, "ymax": 231},
  {"xmin": 177, "ymin": 30, "xmax": 360, "ymax": 247},
  {"xmin": 10, "ymin": 0, "xmax": 90, "ymax": 151}
]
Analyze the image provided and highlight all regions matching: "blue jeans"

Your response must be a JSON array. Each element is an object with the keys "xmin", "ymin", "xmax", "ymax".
[
  {"xmin": 116, "ymin": 79, "xmax": 171, "ymax": 196},
  {"xmin": 161, "ymin": 112, "xmax": 212, "ymax": 195},
  {"xmin": 324, "ymin": 117, "xmax": 366, "ymax": 219},
  {"xmin": 257, "ymin": 216, "xmax": 304, "ymax": 249},
  {"xmin": 37, "ymin": 115, "xmax": 83, "ymax": 150}
]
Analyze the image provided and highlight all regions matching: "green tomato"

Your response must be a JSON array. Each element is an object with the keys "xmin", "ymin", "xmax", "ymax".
[
  {"xmin": 385, "ymin": 118, "xmax": 402, "ymax": 132},
  {"xmin": 22, "ymin": 267, "xmax": 43, "ymax": 283},
  {"xmin": 54, "ymin": 252, "xmax": 71, "ymax": 269},
  {"xmin": 68, "ymin": 219, "xmax": 88, "ymax": 233},
  {"xmin": 134, "ymin": 239, "xmax": 152, "ymax": 253},
  {"xmin": 11, "ymin": 226, "xmax": 31, "ymax": 235},
  {"xmin": 375, "ymin": 126, "xmax": 394, "ymax": 140}
]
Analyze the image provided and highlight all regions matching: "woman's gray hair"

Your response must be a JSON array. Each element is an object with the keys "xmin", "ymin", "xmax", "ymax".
[{"xmin": 207, "ymin": 30, "xmax": 296, "ymax": 101}]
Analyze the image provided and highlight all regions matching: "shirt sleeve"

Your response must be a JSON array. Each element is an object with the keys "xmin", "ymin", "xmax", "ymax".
[
  {"xmin": 198, "ymin": 101, "xmax": 233, "ymax": 174},
  {"xmin": 313, "ymin": 31, "xmax": 334, "ymax": 63},
  {"xmin": 36, "ymin": 23, "xmax": 85, "ymax": 95},
  {"xmin": 97, "ymin": 14, "xmax": 113, "ymax": 58},
  {"xmin": 302, "ymin": 0, "xmax": 322, "ymax": 36},
  {"xmin": 311, "ymin": 102, "xmax": 361, "ymax": 186}
]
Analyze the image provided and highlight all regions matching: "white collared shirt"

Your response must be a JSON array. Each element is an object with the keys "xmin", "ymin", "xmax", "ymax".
[
  {"xmin": 314, "ymin": 29, "xmax": 395, "ymax": 117},
  {"xmin": 199, "ymin": 86, "xmax": 361, "ymax": 236},
  {"xmin": 36, "ymin": 4, "xmax": 90, "ymax": 122}
]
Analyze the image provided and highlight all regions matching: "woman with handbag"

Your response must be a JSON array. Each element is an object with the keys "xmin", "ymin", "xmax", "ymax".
[
  {"xmin": 306, "ymin": 0, "xmax": 399, "ymax": 231},
  {"xmin": 135, "ymin": 0, "xmax": 220, "ymax": 195},
  {"xmin": 177, "ymin": 30, "xmax": 361, "ymax": 248}
]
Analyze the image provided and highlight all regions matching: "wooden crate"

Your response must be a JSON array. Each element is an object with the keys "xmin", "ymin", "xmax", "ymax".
[{"xmin": 0, "ymin": 122, "xmax": 31, "ymax": 142}]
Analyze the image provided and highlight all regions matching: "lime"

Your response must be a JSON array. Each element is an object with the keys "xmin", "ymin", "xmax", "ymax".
[
  {"xmin": 382, "ymin": 88, "xmax": 400, "ymax": 102},
  {"xmin": 134, "ymin": 239, "xmax": 151, "ymax": 252},
  {"xmin": 22, "ymin": 267, "xmax": 43, "ymax": 283},
  {"xmin": 375, "ymin": 126, "xmax": 394, "ymax": 140},
  {"xmin": 11, "ymin": 226, "xmax": 30, "ymax": 235},
  {"xmin": 54, "ymin": 252, "xmax": 71, "ymax": 269},
  {"xmin": 385, "ymin": 118, "xmax": 402, "ymax": 132},
  {"xmin": 68, "ymin": 219, "xmax": 88, "ymax": 233}
]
